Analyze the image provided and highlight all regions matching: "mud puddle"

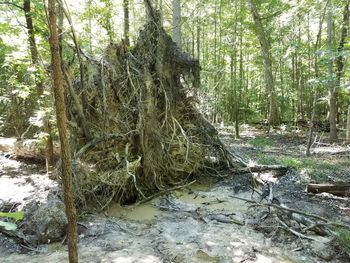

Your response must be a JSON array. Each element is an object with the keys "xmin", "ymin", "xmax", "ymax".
[
  {"xmin": 1, "ymin": 155, "xmax": 348, "ymax": 263},
  {"xmin": 106, "ymin": 180, "xmax": 249, "ymax": 224}
]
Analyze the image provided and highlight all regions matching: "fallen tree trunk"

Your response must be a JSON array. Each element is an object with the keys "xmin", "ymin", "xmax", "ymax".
[
  {"xmin": 13, "ymin": 139, "xmax": 60, "ymax": 163},
  {"xmin": 238, "ymin": 164, "xmax": 288, "ymax": 175},
  {"xmin": 306, "ymin": 183, "xmax": 350, "ymax": 196}
]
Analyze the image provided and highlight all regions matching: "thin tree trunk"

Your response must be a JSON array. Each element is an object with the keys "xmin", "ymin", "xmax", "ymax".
[
  {"xmin": 347, "ymin": 105, "xmax": 350, "ymax": 141},
  {"xmin": 306, "ymin": 0, "xmax": 329, "ymax": 156},
  {"xmin": 196, "ymin": 16, "xmax": 200, "ymax": 60},
  {"xmin": 172, "ymin": 0, "xmax": 181, "ymax": 48},
  {"xmin": 59, "ymin": 2, "xmax": 91, "ymax": 140},
  {"xmin": 87, "ymin": 0, "xmax": 92, "ymax": 52},
  {"xmin": 23, "ymin": 0, "xmax": 43, "ymax": 96},
  {"xmin": 44, "ymin": 118, "xmax": 54, "ymax": 173},
  {"xmin": 48, "ymin": 0, "xmax": 78, "ymax": 262},
  {"xmin": 248, "ymin": 0, "xmax": 278, "ymax": 128},
  {"xmin": 213, "ymin": 1, "xmax": 218, "ymax": 123},
  {"xmin": 233, "ymin": 0, "xmax": 239, "ymax": 138},
  {"xmin": 23, "ymin": 0, "xmax": 54, "ymax": 172},
  {"xmin": 238, "ymin": 13, "xmax": 244, "ymax": 127},
  {"xmin": 335, "ymin": 1, "xmax": 349, "ymax": 125},
  {"xmin": 123, "ymin": 0, "xmax": 130, "ymax": 46},
  {"xmin": 327, "ymin": 1, "xmax": 337, "ymax": 142}
]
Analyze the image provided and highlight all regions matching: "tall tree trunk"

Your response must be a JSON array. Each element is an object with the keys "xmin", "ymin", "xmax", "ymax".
[
  {"xmin": 327, "ymin": 1, "xmax": 338, "ymax": 142},
  {"xmin": 213, "ymin": 0, "xmax": 218, "ymax": 123},
  {"xmin": 144, "ymin": 0, "xmax": 153, "ymax": 21},
  {"xmin": 196, "ymin": 16, "xmax": 200, "ymax": 60},
  {"xmin": 238, "ymin": 10, "xmax": 244, "ymax": 126},
  {"xmin": 87, "ymin": 0, "xmax": 92, "ymax": 52},
  {"xmin": 306, "ymin": 1, "xmax": 329, "ymax": 156},
  {"xmin": 248, "ymin": 0, "xmax": 278, "ymax": 127},
  {"xmin": 347, "ymin": 105, "xmax": 350, "ymax": 141},
  {"xmin": 172, "ymin": 0, "xmax": 181, "ymax": 49},
  {"xmin": 23, "ymin": 0, "xmax": 54, "ymax": 172},
  {"xmin": 233, "ymin": 0, "xmax": 239, "ymax": 138},
  {"xmin": 335, "ymin": 2, "xmax": 349, "ymax": 124},
  {"xmin": 123, "ymin": 0, "xmax": 130, "ymax": 46},
  {"xmin": 48, "ymin": 0, "xmax": 78, "ymax": 262},
  {"xmin": 23, "ymin": 0, "xmax": 43, "ymax": 96}
]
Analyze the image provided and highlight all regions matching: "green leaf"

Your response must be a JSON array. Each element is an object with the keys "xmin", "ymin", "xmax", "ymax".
[
  {"xmin": 0, "ymin": 221, "xmax": 17, "ymax": 231},
  {"xmin": 0, "ymin": 211, "xmax": 24, "ymax": 221}
]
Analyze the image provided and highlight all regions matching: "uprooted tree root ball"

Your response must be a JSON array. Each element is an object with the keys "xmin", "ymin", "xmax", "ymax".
[{"xmin": 64, "ymin": 15, "xmax": 240, "ymax": 209}]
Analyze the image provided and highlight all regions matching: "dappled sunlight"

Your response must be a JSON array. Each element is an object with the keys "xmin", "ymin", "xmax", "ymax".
[
  {"xmin": 102, "ymin": 255, "xmax": 162, "ymax": 263},
  {"xmin": 0, "ymin": 137, "xmax": 17, "ymax": 153},
  {"xmin": 0, "ymin": 176, "xmax": 35, "ymax": 203},
  {"xmin": 0, "ymin": 154, "xmax": 57, "ymax": 207},
  {"xmin": 0, "ymin": 157, "xmax": 21, "ymax": 171},
  {"xmin": 313, "ymin": 145, "xmax": 349, "ymax": 154},
  {"xmin": 248, "ymin": 159, "xmax": 258, "ymax": 167},
  {"xmin": 1, "ymin": 0, "xmax": 350, "ymax": 261}
]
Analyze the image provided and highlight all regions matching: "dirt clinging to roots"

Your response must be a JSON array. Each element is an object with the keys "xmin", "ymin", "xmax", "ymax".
[{"xmin": 66, "ymin": 13, "xmax": 237, "ymax": 208}]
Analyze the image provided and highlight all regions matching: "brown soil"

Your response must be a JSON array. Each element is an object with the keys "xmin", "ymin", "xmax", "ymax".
[{"xmin": 0, "ymin": 127, "xmax": 349, "ymax": 263}]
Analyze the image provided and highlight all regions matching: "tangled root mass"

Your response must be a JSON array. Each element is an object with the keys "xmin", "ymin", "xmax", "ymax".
[{"xmin": 66, "ymin": 14, "xmax": 239, "ymax": 208}]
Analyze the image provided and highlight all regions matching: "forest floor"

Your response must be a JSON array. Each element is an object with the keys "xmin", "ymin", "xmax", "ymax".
[{"xmin": 0, "ymin": 126, "xmax": 350, "ymax": 263}]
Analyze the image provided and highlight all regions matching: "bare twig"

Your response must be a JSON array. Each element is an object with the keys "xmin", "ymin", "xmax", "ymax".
[
  {"xmin": 0, "ymin": 1, "xmax": 24, "ymax": 10},
  {"xmin": 231, "ymin": 195, "xmax": 350, "ymax": 230},
  {"xmin": 276, "ymin": 216, "xmax": 318, "ymax": 241},
  {"xmin": 136, "ymin": 180, "xmax": 197, "ymax": 205}
]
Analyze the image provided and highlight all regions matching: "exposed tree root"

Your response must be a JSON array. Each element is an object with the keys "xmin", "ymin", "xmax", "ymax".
[
  {"xmin": 63, "ymin": 12, "xmax": 241, "ymax": 208},
  {"xmin": 231, "ymin": 195, "xmax": 350, "ymax": 238}
]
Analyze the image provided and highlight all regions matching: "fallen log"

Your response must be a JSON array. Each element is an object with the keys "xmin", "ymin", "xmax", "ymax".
[
  {"xmin": 306, "ymin": 183, "xmax": 350, "ymax": 197},
  {"xmin": 331, "ymin": 150, "xmax": 350, "ymax": 155},
  {"xmin": 237, "ymin": 164, "xmax": 289, "ymax": 177},
  {"xmin": 13, "ymin": 139, "xmax": 60, "ymax": 163}
]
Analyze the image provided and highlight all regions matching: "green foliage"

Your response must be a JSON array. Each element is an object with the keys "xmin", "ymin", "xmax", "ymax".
[
  {"xmin": 333, "ymin": 227, "xmax": 350, "ymax": 255},
  {"xmin": 0, "ymin": 211, "xmax": 24, "ymax": 220},
  {"xmin": 255, "ymin": 152, "xmax": 347, "ymax": 182},
  {"xmin": 0, "ymin": 211, "xmax": 24, "ymax": 231},
  {"xmin": 0, "ymin": 0, "xmax": 350, "ymax": 135},
  {"xmin": 248, "ymin": 137, "xmax": 273, "ymax": 148},
  {"xmin": 0, "ymin": 50, "xmax": 38, "ymax": 135}
]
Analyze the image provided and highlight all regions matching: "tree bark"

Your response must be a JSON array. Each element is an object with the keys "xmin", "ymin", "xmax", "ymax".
[
  {"xmin": 327, "ymin": 1, "xmax": 337, "ymax": 142},
  {"xmin": 239, "ymin": 0, "xmax": 244, "ymax": 125},
  {"xmin": 23, "ymin": 0, "xmax": 54, "ymax": 171},
  {"xmin": 172, "ymin": 0, "xmax": 181, "ymax": 49},
  {"xmin": 335, "ymin": 2, "xmax": 349, "ymax": 125},
  {"xmin": 48, "ymin": 0, "xmax": 78, "ymax": 262},
  {"xmin": 307, "ymin": 183, "xmax": 350, "ymax": 197},
  {"xmin": 233, "ymin": 0, "xmax": 239, "ymax": 138},
  {"xmin": 306, "ymin": 0, "xmax": 329, "ymax": 156},
  {"xmin": 123, "ymin": 0, "xmax": 130, "ymax": 46},
  {"xmin": 248, "ymin": 0, "xmax": 278, "ymax": 127},
  {"xmin": 347, "ymin": 105, "xmax": 350, "ymax": 142},
  {"xmin": 23, "ymin": 0, "xmax": 43, "ymax": 96}
]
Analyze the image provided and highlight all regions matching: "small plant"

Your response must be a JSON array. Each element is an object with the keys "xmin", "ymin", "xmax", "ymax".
[
  {"xmin": 0, "ymin": 211, "xmax": 24, "ymax": 231},
  {"xmin": 333, "ymin": 227, "xmax": 350, "ymax": 255},
  {"xmin": 280, "ymin": 157, "xmax": 301, "ymax": 168},
  {"xmin": 248, "ymin": 137, "xmax": 273, "ymax": 148}
]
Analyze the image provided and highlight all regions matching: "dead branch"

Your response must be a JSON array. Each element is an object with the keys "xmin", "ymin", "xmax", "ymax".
[
  {"xmin": 231, "ymin": 195, "xmax": 350, "ymax": 230},
  {"xmin": 136, "ymin": 180, "xmax": 197, "ymax": 205},
  {"xmin": 276, "ymin": 216, "xmax": 319, "ymax": 241},
  {"xmin": 307, "ymin": 183, "xmax": 350, "ymax": 197}
]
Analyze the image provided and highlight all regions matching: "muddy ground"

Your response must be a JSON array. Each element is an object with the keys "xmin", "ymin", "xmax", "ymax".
[{"xmin": 0, "ymin": 126, "xmax": 349, "ymax": 263}]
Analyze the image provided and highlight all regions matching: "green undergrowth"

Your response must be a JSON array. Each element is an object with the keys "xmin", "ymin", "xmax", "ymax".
[
  {"xmin": 255, "ymin": 153, "xmax": 348, "ymax": 182},
  {"xmin": 0, "ymin": 211, "xmax": 24, "ymax": 231},
  {"xmin": 333, "ymin": 227, "xmax": 350, "ymax": 255},
  {"xmin": 248, "ymin": 137, "xmax": 274, "ymax": 148}
]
